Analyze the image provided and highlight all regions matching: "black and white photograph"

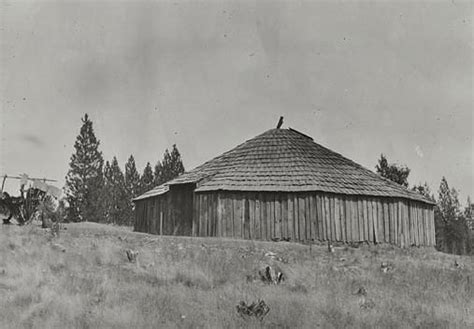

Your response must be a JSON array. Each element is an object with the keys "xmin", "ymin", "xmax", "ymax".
[{"xmin": 0, "ymin": 0, "xmax": 473, "ymax": 328}]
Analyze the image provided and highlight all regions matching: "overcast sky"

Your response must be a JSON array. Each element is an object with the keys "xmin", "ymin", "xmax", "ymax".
[{"xmin": 1, "ymin": 0, "xmax": 472, "ymax": 203}]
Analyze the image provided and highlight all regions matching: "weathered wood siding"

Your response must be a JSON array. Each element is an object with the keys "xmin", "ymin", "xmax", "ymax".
[
  {"xmin": 135, "ymin": 190, "xmax": 435, "ymax": 247},
  {"xmin": 193, "ymin": 191, "xmax": 435, "ymax": 247},
  {"xmin": 133, "ymin": 184, "xmax": 194, "ymax": 236}
]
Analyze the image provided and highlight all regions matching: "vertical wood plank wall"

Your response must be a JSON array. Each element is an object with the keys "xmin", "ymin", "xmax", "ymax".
[
  {"xmin": 193, "ymin": 191, "xmax": 435, "ymax": 247},
  {"xmin": 133, "ymin": 185, "xmax": 194, "ymax": 236},
  {"xmin": 135, "ymin": 191, "xmax": 435, "ymax": 247}
]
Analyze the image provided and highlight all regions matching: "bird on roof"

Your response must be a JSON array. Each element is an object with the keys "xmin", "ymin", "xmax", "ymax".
[{"xmin": 276, "ymin": 116, "xmax": 284, "ymax": 129}]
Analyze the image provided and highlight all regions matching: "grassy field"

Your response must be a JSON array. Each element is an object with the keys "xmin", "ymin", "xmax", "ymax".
[{"xmin": 0, "ymin": 222, "xmax": 472, "ymax": 328}]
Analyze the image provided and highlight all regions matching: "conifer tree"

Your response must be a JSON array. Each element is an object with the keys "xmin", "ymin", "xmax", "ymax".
[
  {"xmin": 375, "ymin": 154, "xmax": 410, "ymax": 187},
  {"xmin": 124, "ymin": 155, "xmax": 141, "ymax": 225},
  {"xmin": 103, "ymin": 157, "xmax": 128, "ymax": 225},
  {"xmin": 125, "ymin": 155, "xmax": 141, "ymax": 198},
  {"xmin": 139, "ymin": 162, "xmax": 155, "ymax": 195},
  {"xmin": 155, "ymin": 144, "xmax": 185, "ymax": 185},
  {"xmin": 435, "ymin": 177, "xmax": 469, "ymax": 254},
  {"xmin": 65, "ymin": 114, "xmax": 104, "ymax": 222},
  {"xmin": 153, "ymin": 161, "xmax": 163, "ymax": 186},
  {"xmin": 102, "ymin": 160, "xmax": 113, "ymax": 223}
]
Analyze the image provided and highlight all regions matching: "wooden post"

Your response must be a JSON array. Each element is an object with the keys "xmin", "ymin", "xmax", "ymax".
[{"xmin": 160, "ymin": 212, "xmax": 163, "ymax": 236}]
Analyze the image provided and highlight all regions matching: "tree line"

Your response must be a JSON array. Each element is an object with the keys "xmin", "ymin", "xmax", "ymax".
[
  {"xmin": 376, "ymin": 154, "xmax": 473, "ymax": 255},
  {"xmin": 64, "ymin": 114, "xmax": 184, "ymax": 225}
]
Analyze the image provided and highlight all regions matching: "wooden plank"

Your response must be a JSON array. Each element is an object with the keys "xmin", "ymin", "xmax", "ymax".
[
  {"xmin": 344, "ymin": 198, "xmax": 351, "ymax": 242},
  {"xmin": 324, "ymin": 196, "xmax": 331, "ymax": 241},
  {"xmin": 392, "ymin": 202, "xmax": 398, "ymax": 245},
  {"xmin": 425, "ymin": 206, "xmax": 430, "ymax": 246},
  {"xmin": 208, "ymin": 194, "xmax": 213, "ymax": 237},
  {"xmin": 233, "ymin": 195, "xmax": 242, "ymax": 238},
  {"xmin": 432, "ymin": 208, "xmax": 436, "ymax": 246},
  {"xmin": 425, "ymin": 207, "xmax": 430, "ymax": 246},
  {"xmin": 316, "ymin": 195, "xmax": 325, "ymax": 241},
  {"xmin": 375, "ymin": 200, "xmax": 382, "ymax": 243},
  {"xmin": 293, "ymin": 196, "xmax": 299, "ymax": 240},
  {"xmin": 298, "ymin": 195, "xmax": 306, "ymax": 241},
  {"xmin": 340, "ymin": 196, "xmax": 346, "ymax": 242},
  {"xmin": 255, "ymin": 196, "xmax": 261, "ymax": 240},
  {"xmin": 282, "ymin": 196, "xmax": 288, "ymax": 240},
  {"xmin": 382, "ymin": 201, "xmax": 389, "ymax": 243},
  {"xmin": 243, "ymin": 197, "xmax": 250, "ymax": 239},
  {"xmin": 421, "ymin": 207, "xmax": 425, "ymax": 246},
  {"xmin": 415, "ymin": 204, "xmax": 420, "ymax": 246},
  {"xmin": 225, "ymin": 194, "xmax": 233, "ymax": 238},
  {"xmin": 409, "ymin": 202, "xmax": 414, "ymax": 246},
  {"xmin": 367, "ymin": 199, "xmax": 374, "ymax": 243},
  {"xmin": 328, "ymin": 196, "xmax": 334, "ymax": 241},
  {"xmin": 261, "ymin": 194, "xmax": 267, "ymax": 240},
  {"xmin": 357, "ymin": 199, "xmax": 364, "ymax": 242},
  {"xmin": 412, "ymin": 203, "xmax": 417, "ymax": 246},
  {"xmin": 213, "ymin": 194, "xmax": 218, "ymax": 237},
  {"xmin": 248, "ymin": 194, "xmax": 255, "ymax": 240},
  {"xmin": 275, "ymin": 194, "xmax": 281, "ymax": 240},
  {"xmin": 390, "ymin": 200, "xmax": 398, "ymax": 245},
  {"xmin": 310, "ymin": 195, "xmax": 317, "ymax": 241},
  {"xmin": 305, "ymin": 195, "xmax": 311, "ymax": 240},
  {"xmin": 416, "ymin": 204, "xmax": 421, "ymax": 246},
  {"xmin": 396, "ymin": 200, "xmax": 401, "ymax": 247},
  {"xmin": 334, "ymin": 197, "xmax": 340, "ymax": 241},
  {"xmin": 399, "ymin": 201, "xmax": 404, "ymax": 247},
  {"xmin": 421, "ymin": 206, "xmax": 426, "ymax": 246},
  {"xmin": 203, "ymin": 194, "xmax": 209, "ymax": 237},
  {"xmin": 287, "ymin": 194, "xmax": 294, "ymax": 241},
  {"xmin": 371, "ymin": 200, "xmax": 378, "ymax": 244},
  {"xmin": 207, "ymin": 194, "xmax": 212, "ymax": 237},
  {"xmin": 363, "ymin": 199, "xmax": 370, "ymax": 242},
  {"xmin": 216, "ymin": 193, "xmax": 221, "ymax": 237},
  {"xmin": 411, "ymin": 204, "xmax": 416, "ymax": 246},
  {"xmin": 405, "ymin": 201, "xmax": 410, "ymax": 247},
  {"xmin": 268, "ymin": 194, "xmax": 274, "ymax": 240},
  {"xmin": 350, "ymin": 198, "xmax": 358, "ymax": 242},
  {"xmin": 400, "ymin": 201, "xmax": 405, "ymax": 247}
]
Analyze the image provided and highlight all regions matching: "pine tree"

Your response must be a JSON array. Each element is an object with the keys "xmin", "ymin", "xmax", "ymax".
[
  {"xmin": 375, "ymin": 154, "xmax": 410, "ymax": 187},
  {"xmin": 124, "ymin": 155, "xmax": 141, "ymax": 226},
  {"xmin": 104, "ymin": 157, "xmax": 128, "ymax": 225},
  {"xmin": 436, "ymin": 177, "xmax": 469, "ymax": 254},
  {"xmin": 139, "ymin": 162, "xmax": 155, "ymax": 195},
  {"xmin": 65, "ymin": 114, "xmax": 104, "ymax": 222},
  {"xmin": 155, "ymin": 144, "xmax": 185, "ymax": 185},
  {"xmin": 437, "ymin": 177, "xmax": 458, "ymax": 222},
  {"xmin": 101, "ymin": 161, "xmax": 113, "ymax": 223},
  {"xmin": 464, "ymin": 196, "xmax": 472, "ymax": 218},
  {"xmin": 125, "ymin": 155, "xmax": 141, "ymax": 198},
  {"xmin": 153, "ymin": 161, "xmax": 163, "ymax": 186}
]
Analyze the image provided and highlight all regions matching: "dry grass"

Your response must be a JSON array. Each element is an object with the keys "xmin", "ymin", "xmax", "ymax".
[{"xmin": 0, "ymin": 222, "xmax": 473, "ymax": 328}]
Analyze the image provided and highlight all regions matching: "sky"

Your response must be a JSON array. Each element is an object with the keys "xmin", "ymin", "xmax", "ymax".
[{"xmin": 1, "ymin": 0, "xmax": 472, "ymax": 204}]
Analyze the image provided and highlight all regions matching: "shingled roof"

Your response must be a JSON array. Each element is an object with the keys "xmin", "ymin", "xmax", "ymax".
[{"xmin": 137, "ymin": 128, "xmax": 433, "ymax": 204}]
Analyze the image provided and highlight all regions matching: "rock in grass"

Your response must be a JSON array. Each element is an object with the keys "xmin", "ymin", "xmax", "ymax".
[
  {"xmin": 258, "ymin": 265, "xmax": 285, "ymax": 284},
  {"xmin": 353, "ymin": 286, "xmax": 367, "ymax": 297},
  {"xmin": 380, "ymin": 261, "xmax": 394, "ymax": 273},
  {"xmin": 126, "ymin": 249, "xmax": 139, "ymax": 262},
  {"xmin": 236, "ymin": 299, "xmax": 270, "ymax": 321}
]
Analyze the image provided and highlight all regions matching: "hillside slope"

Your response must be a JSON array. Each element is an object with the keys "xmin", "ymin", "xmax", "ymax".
[{"xmin": 0, "ymin": 222, "xmax": 472, "ymax": 328}]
